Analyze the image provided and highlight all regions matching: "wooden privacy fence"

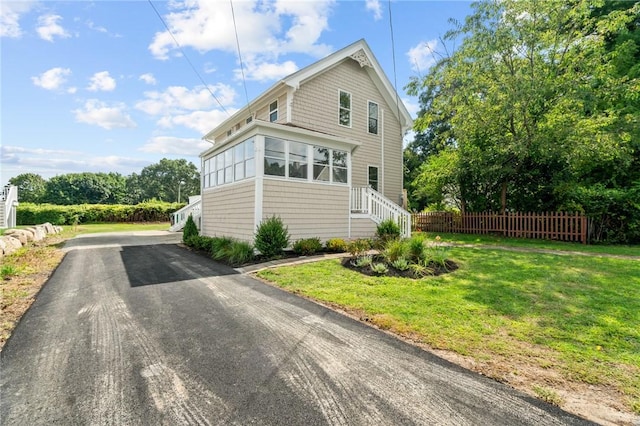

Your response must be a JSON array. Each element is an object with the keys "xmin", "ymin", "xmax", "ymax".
[{"xmin": 413, "ymin": 211, "xmax": 588, "ymax": 244}]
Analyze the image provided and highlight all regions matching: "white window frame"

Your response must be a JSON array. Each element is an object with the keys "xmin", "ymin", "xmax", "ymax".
[
  {"xmin": 367, "ymin": 165, "xmax": 379, "ymax": 191},
  {"xmin": 269, "ymin": 100, "xmax": 278, "ymax": 123},
  {"xmin": 338, "ymin": 90, "xmax": 352, "ymax": 128},
  {"xmin": 202, "ymin": 137, "xmax": 256, "ymax": 190},
  {"xmin": 367, "ymin": 100, "xmax": 379, "ymax": 135}
]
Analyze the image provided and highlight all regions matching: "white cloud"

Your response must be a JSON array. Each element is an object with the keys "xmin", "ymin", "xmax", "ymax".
[
  {"xmin": 36, "ymin": 14, "xmax": 70, "ymax": 42},
  {"xmin": 402, "ymin": 97, "xmax": 420, "ymax": 118},
  {"xmin": 407, "ymin": 39, "xmax": 439, "ymax": 73},
  {"xmin": 1, "ymin": 145, "xmax": 151, "ymax": 178},
  {"xmin": 157, "ymin": 109, "xmax": 237, "ymax": 134},
  {"xmin": 237, "ymin": 59, "xmax": 298, "ymax": 82},
  {"xmin": 32, "ymin": 67, "xmax": 72, "ymax": 91},
  {"xmin": 0, "ymin": 1, "xmax": 36, "ymax": 38},
  {"xmin": 139, "ymin": 136, "xmax": 211, "ymax": 156},
  {"xmin": 86, "ymin": 20, "xmax": 107, "ymax": 33},
  {"xmin": 136, "ymin": 84, "xmax": 236, "ymax": 115},
  {"xmin": 148, "ymin": 0, "xmax": 334, "ymax": 82},
  {"xmin": 74, "ymin": 99, "xmax": 136, "ymax": 130},
  {"xmin": 365, "ymin": 0, "xmax": 382, "ymax": 21},
  {"xmin": 87, "ymin": 71, "xmax": 116, "ymax": 92},
  {"xmin": 139, "ymin": 73, "xmax": 157, "ymax": 85}
]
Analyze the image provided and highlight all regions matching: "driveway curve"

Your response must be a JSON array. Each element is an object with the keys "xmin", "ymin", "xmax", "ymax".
[{"xmin": 0, "ymin": 231, "xmax": 593, "ymax": 425}]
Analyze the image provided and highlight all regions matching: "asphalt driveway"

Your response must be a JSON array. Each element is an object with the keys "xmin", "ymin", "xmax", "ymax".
[{"xmin": 0, "ymin": 231, "xmax": 593, "ymax": 425}]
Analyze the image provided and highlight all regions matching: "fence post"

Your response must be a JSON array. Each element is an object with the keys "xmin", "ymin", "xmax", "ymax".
[{"xmin": 581, "ymin": 215, "xmax": 587, "ymax": 244}]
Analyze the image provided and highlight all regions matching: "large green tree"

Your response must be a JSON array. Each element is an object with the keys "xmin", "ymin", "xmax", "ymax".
[
  {"xmin": 41, "ymin": 172, "xmax": 127, "ymax": 205},
  {"xmin": 406, "ymin": 0, "xmax": 639, "ymax": 241},
  {"xmin": 9, "ymin": 173, "xmax": 46, "ymax": 203},
  {"xmin": 135, "ymin": 158, "xmax": 199, "ymax": 203}
]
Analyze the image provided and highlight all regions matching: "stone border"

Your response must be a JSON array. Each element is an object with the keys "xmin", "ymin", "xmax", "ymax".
[{"xmin": 0, "ymin": 223, "xmax": 63, "ymax": 259}]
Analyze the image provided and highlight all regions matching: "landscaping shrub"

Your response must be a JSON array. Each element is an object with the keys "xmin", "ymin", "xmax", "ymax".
[
  {"xmin": 182, "ymin": 215, "xmax": 198, "ymax": 243},
  {"xmin": 382, "ymin": 239, "xmax": 409, "ymax": 263},
  {"xmin": 210, "ymin": 236, "xmax": 235, "ymax": 261},
  {"xmin": 347, "ymin": 239, "xmax": 371, "ymax": 257},
  {"xmin": 407, "ymin": 234, "xmax": 428, "ymax": 264},
  {"xmin": 292, "ymin": 238, "xmax": 323, "ymax": 255},
  {"xmin": 254, "ymin": 216, "xmax": 289, "ymax": 258},
  {"xmin": 376, "ymin": 219, "xmax": 401, "ymax": 243},
  {"xmin": 227, "ymin": 241, "xmax": 255, "ymax": 266},
  {"xmin": 325, "ymin": 238, "xmax": 348, "ymax": 253}
]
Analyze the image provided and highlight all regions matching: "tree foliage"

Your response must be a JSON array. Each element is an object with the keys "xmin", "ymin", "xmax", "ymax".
[
  {"xmin": 8, "ymin": 158, "xmax": 201, "ymax": 206},
  {"xmin": 9, "ymin": 173, "xmax": 46, "ymax": 203},
  {"xmin": 405, "ymin": 0, "xmax": 640, "ymax": 242}
]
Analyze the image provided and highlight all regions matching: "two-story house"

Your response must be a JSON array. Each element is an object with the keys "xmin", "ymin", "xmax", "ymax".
[{"xmin": 195, "ymin": 39, "xmax": 412, "ymax": 243}]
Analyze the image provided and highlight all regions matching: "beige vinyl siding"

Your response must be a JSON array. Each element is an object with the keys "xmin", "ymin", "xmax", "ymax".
[
  {"xmin": 350, "ymin": 217, "xmax": 377, "ymax": 239},
  {"xmin": 290, "ymin": 58, "xmax": 403, "ymax": 203},
  {"xmin": 255, "ymin": 93, "xmax": 288, "ymax": 124},
  {"xmin": 201, "ymin": 180, "xmax": 255, "ymax": 242},
  {"xmin": 262, "ymin": 179, "xmax": 349, "ymax": 241}
]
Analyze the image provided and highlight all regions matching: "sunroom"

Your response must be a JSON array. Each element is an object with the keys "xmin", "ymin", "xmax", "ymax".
[{"xmin": 197, "ymin": 120, "xmax": 363, "ymax": 243}]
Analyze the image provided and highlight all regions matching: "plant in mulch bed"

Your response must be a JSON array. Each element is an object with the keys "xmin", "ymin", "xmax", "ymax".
[
  {"xmin": 292, "ymin": 238, "xmax": 323, "ymax": 255},
  {"xmin": 255, "ymin": 216, "xmax": 289, "ymax": 259},
  {"xmin": 182, "ymin": 215, "xmax": 199, "ymax": 243},
  {"xmin": 343, "ymin": 234, "xmax": 457, "ymax": 279},
  {"xmin": 325, "ymin": 238, "xmax": 348, "ymax": 253}
]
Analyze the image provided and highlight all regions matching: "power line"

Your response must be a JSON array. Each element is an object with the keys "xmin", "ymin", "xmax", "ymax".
[
  {"xmin": 230, "ymin": 0, "xmax": 252, "ymax": 116},
  {"xmin": 147, "ymin": 0, "xmax": 229, "ymax": 116},
  {"xmin": 387, "ymin": 0, "xmax": 403, "ymax": 138}
]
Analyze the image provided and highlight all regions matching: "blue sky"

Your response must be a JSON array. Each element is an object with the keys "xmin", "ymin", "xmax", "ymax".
[{"xmin": 1, "ymin": 0, "xmax": 473, "ymax": 185}]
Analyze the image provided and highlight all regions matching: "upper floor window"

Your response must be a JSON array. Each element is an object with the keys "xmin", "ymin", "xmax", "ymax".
[
  {"xmin": 269, "ymin": 100, "xmax": 278, "ymax": 122},
  {"xmin": 368, "ymin": 101, "xmax": 379, "ymax": 135},
  {"xmin": 246, "ymin": 116, "xmax": 253, "ymax": 124},
  {"xmin": 339, "ymin": 90, "xmax": 351, "ymax": 127}
]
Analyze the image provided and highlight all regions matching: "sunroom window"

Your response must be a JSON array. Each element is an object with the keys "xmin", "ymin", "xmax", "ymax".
[
  {"xmin": 289, "ymin": 141, "xmax": 308, "ymax": 179},
  {"xmin": 332, "ymin": 150, "xmax": 348, "ymax": 183},
  {"xmin": 264, "ymin": 137, "xmax": 285, "ymax": 176},
  {"xmin": 339, "ymin": 91, "xmax": 351, "ymax": 127},
  {"xmin": 313, "ymin": 147, "xmax": 330, "ymax": 181}
]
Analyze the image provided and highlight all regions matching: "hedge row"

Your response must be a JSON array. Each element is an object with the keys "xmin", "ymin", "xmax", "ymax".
[{"xmin": 16, "ymin": 202, "xmax": 184, "ymax": 225}]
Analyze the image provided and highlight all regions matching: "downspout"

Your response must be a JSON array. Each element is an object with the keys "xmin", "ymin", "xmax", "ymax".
[{"xmin": 381, "ymin": 108, "xmax": 384, "ymax": 195}]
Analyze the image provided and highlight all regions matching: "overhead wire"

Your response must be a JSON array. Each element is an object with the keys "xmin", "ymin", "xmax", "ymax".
[
  {"xmin": 230, "ymin": 0, "xmax": 252, "ymax": 116},
  {"xmin": 147, "ymin": 0, "xmax": 229, "ymax": 116},
  {"xmin": 387, "ymin": 0, "xmax": 404, "ymax": 139}
]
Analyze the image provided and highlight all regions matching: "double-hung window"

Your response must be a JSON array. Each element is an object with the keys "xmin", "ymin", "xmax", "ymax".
[
  {"xmin": 234, "ymin": 143, "xmax": 245, "ymax": 180},
  {"xmin": 269, "ymin": 100, "xmax": 278, "ymax": 122},
  {"xmin": 339, "ymin": 90, "xmax": 351, "ymax": 127},
  {"xmin": 368, "ymin": 101, "xmax": 378, "ymax": 134},
  {"xmin": 332, "ymin": 150, "xmax": 348, "ymax": 183}
]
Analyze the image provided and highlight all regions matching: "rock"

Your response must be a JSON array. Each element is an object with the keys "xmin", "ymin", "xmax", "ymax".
[
  {"xmin": 43, "ymin": 222, "xmax": 56, "ymax": 234},
  {"xmin": 35, "ymin": 225, "xmax": 47, "ymax": 239},
  {"xmin": 0, "ymin": 238, "xmax": 6, "ymax": 256},
  {"xmin": 1, "ymin": 236, "xmax": 22, "ymax": 255},
  {"xmin": 26, "ymin": 227, "xmax": 45, "ymax": 241},
  {"xmin": 4, "ymin": 229, "xmax": 28, "ymax": 245},
  {"xmin": 54, "ymin": 226, "xmax": 63, "ymax": 233}
]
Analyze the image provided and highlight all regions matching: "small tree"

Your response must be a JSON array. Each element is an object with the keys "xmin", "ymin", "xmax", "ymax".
[
  {"xmin": 254, "ymin": 216, "xmax": 289, "ymax": 258},
  {"xmin": 182, "ymin": 215, "xmax": 198, "ymax": 243}
]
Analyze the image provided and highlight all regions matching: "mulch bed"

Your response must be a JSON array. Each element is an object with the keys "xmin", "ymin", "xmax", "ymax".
[{"xmin": 341, "ymin": 255, "xmax": 458, "ymax": 279}]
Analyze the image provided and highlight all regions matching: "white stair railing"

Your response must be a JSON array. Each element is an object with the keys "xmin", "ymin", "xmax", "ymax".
[
  {"xmin": 170, "ymin": 196, "xmax": 202, "ymax": 232},
  {"xmin": 0, "ymin": 185, "xmax": 18, "ymax": 229},
  {"xmin": 350, "ymin": 187, "xmax": 411, "ymax": 238}
]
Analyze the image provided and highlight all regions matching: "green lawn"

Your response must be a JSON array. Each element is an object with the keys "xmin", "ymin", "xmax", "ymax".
[
  {"xmin": 258, "ymin": 247, "xmax": 640, "ymax": 413},
  {"xmin": 420, "ymin": 232, "xmax": 640, "ymax": 257}
]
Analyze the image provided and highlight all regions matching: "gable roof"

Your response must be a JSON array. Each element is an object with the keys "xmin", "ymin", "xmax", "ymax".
[{"xmin": 203, "ymin": 39, "xmax": 413, "ymax": 141}]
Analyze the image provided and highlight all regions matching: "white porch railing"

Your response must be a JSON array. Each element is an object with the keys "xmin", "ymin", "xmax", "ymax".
[
  {"xmin": 170, "ymin": 196, "xmax": 202, "ymax": 232},
  {"xmin": 0, "ymin": 185, "xmax": 18, "ymax": 229},
  {"xmin": 351, "ymin": 187, "xmax": 411, "ymax": 238}
]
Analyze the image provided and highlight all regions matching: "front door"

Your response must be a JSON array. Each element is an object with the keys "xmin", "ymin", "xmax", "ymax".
[{"xmin": 368, "ymin": 166, "xmax": 378, "ymax": 191}]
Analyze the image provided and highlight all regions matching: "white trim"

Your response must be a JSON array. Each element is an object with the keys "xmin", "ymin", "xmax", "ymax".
[
  {"xmin": 381, "ymin": 108, "xmax": 384, "ymax": 194},
  {"xmin": 201, "ymin": 120, "xmax": 360, "ymax": 158},
  {"xmin": 338, "ymin": 89, "xmax": 352, "ymax": 128},
  {"xmin": 366, "ymin": 100, "xmax": 379, "ymax": 135},
  {"xmin": 286, "ymin": 87, "xmax": 294, "ymax": 123},
  {"xmin": 254, "ymin": 136, "xmax": 265, "ymax": 231}
]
